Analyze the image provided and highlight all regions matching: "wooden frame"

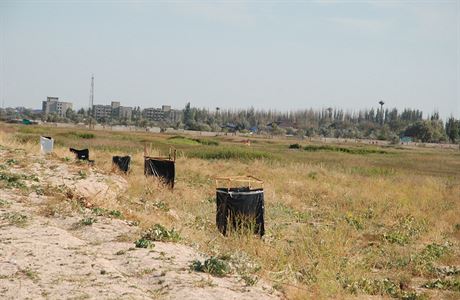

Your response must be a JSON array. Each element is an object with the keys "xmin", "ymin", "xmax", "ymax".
[
  {"xmin": 144, "ymin": 143, "xmax": 176, "ymax": 162},
  {"xmin": 215, "ymin": 175, "xmax": 263, "ymax": 189}
]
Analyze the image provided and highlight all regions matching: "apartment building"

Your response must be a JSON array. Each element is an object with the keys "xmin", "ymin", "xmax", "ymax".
[{"xmin": 42, "ymin": 97, "xmax": 73, "ymax": 118}]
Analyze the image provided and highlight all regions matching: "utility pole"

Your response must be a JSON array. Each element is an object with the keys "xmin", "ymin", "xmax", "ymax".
[{"xmin": 89, "ymin": 74, "xmax": 94, "ymax": 129}]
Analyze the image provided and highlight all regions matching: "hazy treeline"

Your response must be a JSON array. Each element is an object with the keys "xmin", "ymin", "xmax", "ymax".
[
  {"xmin": 1, "ymin": 104, "xmax": 459, "ymax": 144},
  {"xmin": 183, "ymin": 104, "xmax": 459, "ymax": 144}
]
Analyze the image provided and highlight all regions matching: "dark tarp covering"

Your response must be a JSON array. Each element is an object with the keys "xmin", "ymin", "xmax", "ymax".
[
  {"xmin": 144, "ymin": 158, "xmax": 175, "ymax": 188},
  {"xmin": 69, "ymin": 148, "xmax": 89, "ymax": 160},
  {"xmin": 112, "ymin": 156, "xmax": 131, "ymax": 173},
  {"xmin": 216, "ymin": 187, "xmax": 265, "ymax": 237}
]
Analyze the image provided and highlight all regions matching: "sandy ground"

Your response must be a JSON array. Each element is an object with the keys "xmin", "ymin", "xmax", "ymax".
[{"xmin": 0, "ymin": 149, "xmax": 280, "ymax": 300}]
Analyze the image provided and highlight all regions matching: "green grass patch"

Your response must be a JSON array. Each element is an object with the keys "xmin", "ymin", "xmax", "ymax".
[
  {"xmin": 302, "ymin": 144, "xmax": 387, "ymax": 155},
  {"xmin": 350, "ymin": 166, "xmax": 396, "ymax": 177},
  {"xmin": 70, "ymin": 132, "xmax": 95, "ymax": 139},
  {"xmin": 168, "ymin": 135, "xmax": 219, "ymax": 146},
  {"xmin": 188, "ymin": 147, "xmax": 272, "ymax": 161}
]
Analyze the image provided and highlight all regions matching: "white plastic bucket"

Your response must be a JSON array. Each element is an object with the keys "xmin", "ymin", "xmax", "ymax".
[{"xmin": 40, "ymin": 136, "xmax": 54, "ymax": 154}]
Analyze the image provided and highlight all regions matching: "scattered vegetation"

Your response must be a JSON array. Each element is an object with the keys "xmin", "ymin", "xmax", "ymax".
[
  {"xmin": 343, "ymin": 277, "xmax": 423, "ymax": 299},
  {"xmin": 151, "ymin": 201, "xmax": 169, "ymax": 211},
  {"xmin": 77, "ymin": 170, "xmax": 87, "ymax": 179},
  {"xmin": 422, "ymin": 278, "xmax": 460, "ymax": 292},
  {"xmin": 190, "ymin": 257, "xmax": 230, "ymax": 277},
  {"xmin": 73, "ymin": 217, "xmax": 97, "ymax": 228},
  {"xmin": 2, "ymin": 212, "xmax": 29, "ymax": 227},
  {"xmin": 0, "ymin": 171, "xmax": 26, "ymax": 189},
  {"xmin": 382, "ymin": 215, "xmax": 426, "ymax": 245},
  {"xmin": 140, "ymin": 224, "xmax": 181, "ymax": 242},
  {"xmin": 1, "ymin": 123, "xmax": 459, "ymax": 299},
  {"xmin": 92, "ymin": 207, "xmax": 123, "ymax": 219},
  {"xmin": 19, "ymin": 268, "xmax": 40, "ymax": 283},
  {"xmin": 0, "ymin": 199, "xmax": 10, "ymax": 207}
]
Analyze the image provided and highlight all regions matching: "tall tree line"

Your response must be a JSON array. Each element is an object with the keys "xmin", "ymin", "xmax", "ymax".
[{"xmin": 181, "ymin": 103, "xmax": 459, "ymax": 143}]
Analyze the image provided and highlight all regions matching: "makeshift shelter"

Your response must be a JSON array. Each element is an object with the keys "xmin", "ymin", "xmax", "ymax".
[
  {"xmin": 69, "ymin": 148, "xmax": 90, "ymax": 160},
  {"xmin": 40, "ymin": 136, "xmax": 54, "ymax": 154},
  {"xmin": 144, "ymin": 147, "xmax": 176, "ymax": 188},
  {"xmin": 215, "ymin": 176, "xmax": 265, "ymax": 237},
  {"xmin": 112, "ymin": 155, "xmax": 131, "ymax": 173}
]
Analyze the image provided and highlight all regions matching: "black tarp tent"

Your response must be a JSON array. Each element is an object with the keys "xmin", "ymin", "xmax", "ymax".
[
  {"xmin": 215, "ymin": 176, "xmax": 265, "ymax": 237},
  {"xmin": 112, "ymin": 156, "xmax": 131, "ymax": 173},
  {"xmin": 144, "ymin": 157, "xmax": 175, "ymax": 188},
  {"xmin": 69, "ymin": 148, "xmax": 89, "ymax": 160}
]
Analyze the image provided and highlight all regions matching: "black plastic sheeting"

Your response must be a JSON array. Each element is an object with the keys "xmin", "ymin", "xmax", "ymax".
[
  {"xmin": 216, "ymin": 187, "xmax": 265, "ymax": 237},
  {"xmin": 69, "ymin": 148, "xmax": 89, "ymax": 160},
  {"xmin": 144, "ymin": 158, "xmax": 175, "ymax": 188},
  {"xmin": 112, "ymin": 156, "xmax": 131, "ymax": 173}
]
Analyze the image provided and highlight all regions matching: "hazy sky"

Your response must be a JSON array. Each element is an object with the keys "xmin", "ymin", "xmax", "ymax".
[{"xmin": 1, "ymin": 0, "xmax": 459, "ymax": 118}]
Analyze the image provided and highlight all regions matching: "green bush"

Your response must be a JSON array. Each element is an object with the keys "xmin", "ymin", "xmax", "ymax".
[
  {"xmin": 141, "ymin": 224, "xmax": 181, "ymax": 242},
  {"xmin": 189, "ymin": 257, "xmax": 230, "ymax": 277},
  {"xmin": 289, "ymin": 143, "xmax": 302, "ymax": 149},
  {"xmin": 135, "ymin": 238, "xmax": 153, "ymax": 248}
]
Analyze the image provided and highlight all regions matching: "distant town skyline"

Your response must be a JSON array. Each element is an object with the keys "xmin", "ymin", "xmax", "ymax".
[{"xmin": 1, "ymin": 1, "xmax": 458, "ymax": 118}]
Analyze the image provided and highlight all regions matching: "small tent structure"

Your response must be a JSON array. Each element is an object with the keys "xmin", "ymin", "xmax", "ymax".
[
  {"xmin": 144, "ymin": 147, "xmax": 176, "ymax": 188},
  {"xmin": 112, "ymin": 156, "xmax": 131, "ymax": 173},
  {"xmin": 40, "ymin": 136, "xmax": 54, "ymax": 154},
  {"xmin": 215, "ymin": 176, "xmax": 265, "ymax": 237},
  {"xmin": 69, "ymin": 148, "xmax": 90, "ymax": 160}
]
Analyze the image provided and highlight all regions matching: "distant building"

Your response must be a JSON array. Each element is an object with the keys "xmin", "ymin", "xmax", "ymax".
[
  {"xmin": 142, "ymin": 105, "xmax": 181, "ymax": 123},
  {"xmin": 42, "ymin": 97, "xmax": 73, "ymax": 118},
  {"xmin": 92, "ymin": 104, "xmax": 112, "ymax": 120},
  {"xmin": 142, "ymin": 107, "xmax": 167, "ymax": 121},
  {"xmin": 93, "ymin": 101, "xmax": 132, "ymax": 121},
  {"xmin": 114, "ymin": 106, "xmax": 132, "ymax": 120}
]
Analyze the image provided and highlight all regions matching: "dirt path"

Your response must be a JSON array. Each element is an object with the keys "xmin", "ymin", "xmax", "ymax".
[{"xmin": 0, "ymin": 149, "xmax": 280, "ymax": 299}]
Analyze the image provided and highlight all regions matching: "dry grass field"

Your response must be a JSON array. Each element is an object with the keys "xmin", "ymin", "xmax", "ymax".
[{"xmin": 1, "ymin": 123, "xmax": 459, "ymax": 299}]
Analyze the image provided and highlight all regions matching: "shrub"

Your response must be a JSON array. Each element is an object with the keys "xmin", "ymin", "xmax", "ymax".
[
  {"xmin": 189, "ymin": 257, "xmax": 230, "ymax": 277},
  {"xmin": 135, "ymin": 238, "xmax": 153, "ymax": 248},
  {"xmin": 140, "ymin": 224, "xmax": 181, "ymax": 242},
  {"xmin": 289, "ymin": 143, "xmax": 302, "ymax": 149}
]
